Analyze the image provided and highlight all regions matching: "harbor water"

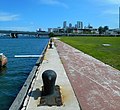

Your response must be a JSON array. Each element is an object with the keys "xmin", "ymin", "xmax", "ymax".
[{"xmin": 0, "ymin": 36, "xmax": 49, "ymax": 110}]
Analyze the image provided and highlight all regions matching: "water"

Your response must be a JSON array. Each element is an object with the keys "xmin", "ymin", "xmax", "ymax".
[{"xmin": 0, "ymin": 36, "xmax": 49, "ymax": 110}]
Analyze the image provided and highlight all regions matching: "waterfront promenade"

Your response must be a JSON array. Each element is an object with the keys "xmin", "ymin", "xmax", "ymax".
[
  {"xmin": 21, "ymin": 38, "xmax": 120, "ymax": 110},
  {"xmin": 25, "ymin": 40, "xmax": 80, "ymax": 110},
  {"xmin": 55, "ymin": 39, "xmax": 120, "ymax": 110}
]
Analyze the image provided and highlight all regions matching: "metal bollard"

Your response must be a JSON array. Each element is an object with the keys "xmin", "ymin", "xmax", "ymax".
[
  {"xmin": 42, "ymin": 70, "xmax": 57, "ymax": 96},
  {"xmin": 49, "ymin": 39, "xmax": 53, "ymax": 49},
  {"xmin": 40, "ymin": 70, "xmax": 62, "ymax": 106},
  {"xmin": 49, "ymin": 43, "xmax": 52, "ymax": 48}
]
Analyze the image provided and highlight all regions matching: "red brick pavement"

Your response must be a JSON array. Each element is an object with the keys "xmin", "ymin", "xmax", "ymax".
[{"xmin": 55, "ymin": 40, "xmax": 120, "ymax": 110}]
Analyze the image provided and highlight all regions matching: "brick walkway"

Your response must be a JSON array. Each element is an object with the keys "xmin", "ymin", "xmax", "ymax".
[{"xmin": 55, "ymin": 40, "xmax": 120, "ymax": 110}]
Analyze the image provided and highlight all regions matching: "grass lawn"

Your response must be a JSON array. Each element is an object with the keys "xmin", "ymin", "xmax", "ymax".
[{"xmin": 60, "ymin": 37, "xmax": 120, "ymax": 70}]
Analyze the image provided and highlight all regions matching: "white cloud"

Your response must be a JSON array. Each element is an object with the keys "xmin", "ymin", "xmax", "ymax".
[
  {"xmin": 94, "ymin": 0, "xmax": 120, "ymax": 5},
  {"xmin": 0, "ymin": 26, "xmax": 34, "ymax": 31},
  {"xmin": 40, "ymin": 0, "xmax": 68, "ymax": 8},
  {"xmin": 0, "ymin": 12, "xmax": 19, "ymax": 21},
  {"xmin": 106, "ymin": 0, "xmax": 120, "ymax": 4},
  {"xmin": 103, "ymin": 9, "xmax": 118, "ymax": 15}
]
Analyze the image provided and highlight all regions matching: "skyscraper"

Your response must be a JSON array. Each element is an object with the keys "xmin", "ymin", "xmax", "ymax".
[
  {"xmin": 119, "ymin": 7, "xmax": 120, "ymax": 29},
  {"xmin": 69, "ymin": 23, "xmax": 72, "ymax": 28},
  {"xmin": 77, "ymin": 21, "xmax": 83, "ymax": 29},
  {"xmin": 63, "ymin": 21, "xmax": 67, "ymax": 28}
]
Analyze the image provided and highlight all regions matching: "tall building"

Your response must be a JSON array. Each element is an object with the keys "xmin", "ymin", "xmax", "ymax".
[
  {"xmin": 75, "ymin": 24, "xmax": 77, "ymax": 28},
  {"xmin": 48, "ymin": 28, "xmax": 53, "ymax": 33},
  {"xmin": 77, "ymin": 21, "xmax": 83, "ymax": 29},
  {"xmin": 119, "ymin": 7, "xmax": 120, "ymax": 28},
  {"xmin": 63, "ymin": 21, "xmax": 67, "ymax": 28},
  {"xmin": 36, "ymin": 28, "xmax": 42, "ymax": 32},
  {"xmin": 69, "ymin": 23, "xmax": 72, "ymax": 28}
]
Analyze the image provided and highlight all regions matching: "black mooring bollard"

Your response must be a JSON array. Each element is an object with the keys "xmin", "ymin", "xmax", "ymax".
[
  {"xmin": 49, "ymin": 39, "xmax": 53, "ymax": 49},
  {"xmin": 42, "ymin": 70, "xmax": 57, "ymax": 96},
  {"xmin": 49, "ymin": 43, "xmax": 52, "ymax": 48}
]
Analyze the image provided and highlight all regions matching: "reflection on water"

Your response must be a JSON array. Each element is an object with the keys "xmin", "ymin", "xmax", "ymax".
[{"xmin": 0, "ymin": 66, "xmax": 7, "ymax": 76}]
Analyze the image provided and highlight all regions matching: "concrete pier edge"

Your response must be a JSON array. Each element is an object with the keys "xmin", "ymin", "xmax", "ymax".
[{"xmin": 25, "ymin": 39, "xmax": 80, "ymax": 110}]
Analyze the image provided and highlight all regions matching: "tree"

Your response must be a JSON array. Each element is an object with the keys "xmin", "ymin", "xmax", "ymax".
[
  {"xmin": 104, "ymin": 26, "xmax": 109, "ymax": 31},
  {"xmin": 104, "ymin": 26, "xmax": 109, "ymax": 34},
  {"xmin": 98, "ymin": 26, "xmax": 109, "ymax": 34},
  {"xmin": 49, "ymin": 32, "xmax": 55, "ymax": 38},
  {"xmin": 98, "ymin": 26, "xmax": 104, "ymax": 34}
]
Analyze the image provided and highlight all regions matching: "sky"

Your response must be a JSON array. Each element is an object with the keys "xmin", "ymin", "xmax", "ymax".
[{"xmin": 0, "ymin": 0, "xmax": 120, "ymax": 31}]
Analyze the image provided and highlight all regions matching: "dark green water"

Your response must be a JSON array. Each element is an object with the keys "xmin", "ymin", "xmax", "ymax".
[{"xmin": 0, "ymin": 36, "xmax": 49, "ymax": 110}]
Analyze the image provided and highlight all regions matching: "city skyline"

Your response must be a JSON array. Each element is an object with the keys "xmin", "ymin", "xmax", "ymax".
[
  {"xmin": 62, "ymin": 21, "xmax": 83, "ymax": 29},
  {"xmin": 0, "ymin": 0, "xmax": 120, "ymax": 31}
]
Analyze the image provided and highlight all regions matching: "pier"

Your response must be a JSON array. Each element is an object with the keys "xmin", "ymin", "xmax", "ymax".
[{"xmin": 9, "ymin": 38, "xmax": 120, "ymax": 110}]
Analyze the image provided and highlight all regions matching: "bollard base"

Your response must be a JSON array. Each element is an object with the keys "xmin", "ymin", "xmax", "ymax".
[{"xmin": 38, "ymin": 85, "xmax": 62, "ymax": 106}]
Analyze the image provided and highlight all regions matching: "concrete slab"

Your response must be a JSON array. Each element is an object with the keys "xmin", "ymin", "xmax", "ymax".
[
  {"xmin": 26, "ymin": 43, "xmax": 80, "ymax": 110},
  {"xmin": 55, "ymin": 40, "xmax": 120, "ymax": 110}
]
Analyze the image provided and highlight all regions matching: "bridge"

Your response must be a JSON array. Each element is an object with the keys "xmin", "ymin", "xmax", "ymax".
[
  {"xmin": 0, "ymin": 30, "xmax": 49, "ymax": 38},
  {"xmin": 1, "ymin": 30, "xmax": 120, "ymax": 38}
]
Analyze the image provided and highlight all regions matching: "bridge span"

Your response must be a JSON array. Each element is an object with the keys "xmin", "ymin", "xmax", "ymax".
[{"xmin": 0, "ymin": 30, "xmax": 49, "ymax": 38}]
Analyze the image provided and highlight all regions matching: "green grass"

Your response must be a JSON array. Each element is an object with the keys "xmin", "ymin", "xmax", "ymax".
[{"xmin": 60, "ymin": 37, "xmax": 120, "ymax": 70}]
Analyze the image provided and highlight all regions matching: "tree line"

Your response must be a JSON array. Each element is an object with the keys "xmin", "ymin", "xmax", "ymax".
[{"xmin": 98, "ymin": 26, "xmax": 109, "ymax": 34}]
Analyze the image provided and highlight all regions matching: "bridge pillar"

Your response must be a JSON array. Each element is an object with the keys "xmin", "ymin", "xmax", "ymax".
[{"xmin": 10, "ymin": 33, "xmax": 18, "ymax": 38}]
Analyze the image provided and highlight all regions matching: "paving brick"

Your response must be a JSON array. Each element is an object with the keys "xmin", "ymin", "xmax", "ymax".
[{"xmin": 55, "ymin": 40, "xmax": 120, "ymax": 110}]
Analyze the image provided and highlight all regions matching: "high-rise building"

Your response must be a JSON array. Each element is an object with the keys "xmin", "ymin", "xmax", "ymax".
[
  {"xmin": 69, "ymin": 23, "xmax": 72, "ymax": 28},
  {"xmin": 119, "ymin": 7, "xmax": 120, "ymax": 28},
  {"xmin": 36, "ymin": 28, "xmax": 42, "ymax": 32},
  {"xmin": 77, "ymin": 21, "xmax": 83, "ymax": 29},
  {"xmin": 75, "ymin": 24, "xmax": 77, "ymax": 28},
  {"xmin": 63, "ymin": 21, "xmax": 67, "ymax": 28},
  {"xmin": 48, "ymin": 28, "xmax": 53, "ymax": 33}
]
